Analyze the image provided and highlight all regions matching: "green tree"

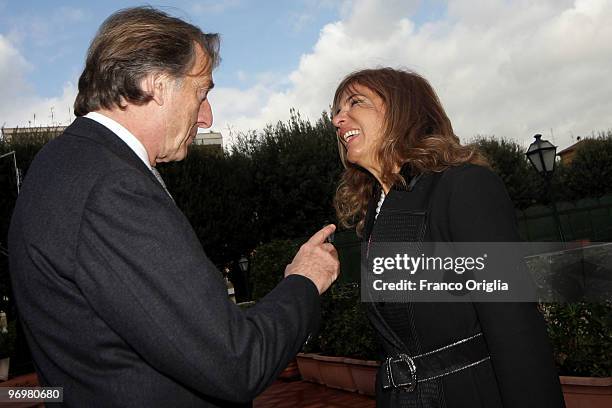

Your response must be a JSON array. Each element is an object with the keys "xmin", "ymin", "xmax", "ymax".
[
  {"xmin": 232, "ymin": 110, "xmax": 343, "ymax": 243},
  {"xmin": 249, "ymin": 239, "xmax": 299, "ymax": 301},
  {"xmin": 473, "ymin": 137, "xmax": 546, "ymax": 208},
  {"xmin": 161, "ymin": 148, "xmax": 257, "ymax": 268},
  {"xmin": 560, "ymin": 133, "xmax": 612, "ymax": 201},
  {"xmin": 1, "ymin": 134, "xmax": 55, "ymax": 319},
  {"xmin": 0, "ymin": 134, "xmax": 54, "ymax": 376}
]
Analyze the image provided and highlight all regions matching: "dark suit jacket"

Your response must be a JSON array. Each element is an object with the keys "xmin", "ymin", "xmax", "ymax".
[
  {"xmin": 8, "ymin": 117, "xmax": 320, "ymax": 407},
  {"xmin": 365, "ymin": 164, "xmax": 565, "ymax": 407}
]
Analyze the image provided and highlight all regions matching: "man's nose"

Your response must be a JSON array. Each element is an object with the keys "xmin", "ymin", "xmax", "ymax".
[{"xmin": 197, "ymin": 100, "xmax": 213, "ymax": 129}]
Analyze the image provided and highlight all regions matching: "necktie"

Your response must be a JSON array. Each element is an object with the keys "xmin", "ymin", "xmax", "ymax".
[{"xmin": 150, "ymin": 167, "xmax": 174, "ymax": 201}]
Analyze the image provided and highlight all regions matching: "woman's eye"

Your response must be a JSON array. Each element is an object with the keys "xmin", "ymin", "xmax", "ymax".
[{"xmin": 350, "ymin": 98, "xmax": 363, "ymax": 106}]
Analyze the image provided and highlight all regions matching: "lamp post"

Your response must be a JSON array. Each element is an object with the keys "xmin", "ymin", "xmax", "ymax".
[
  {"xmin": 238, "ymin": 256, "xmax": 250, "ymax": 300},
  {"xmin": 525, "ymin": 134, "xmax": 565, "ymax": 242}
]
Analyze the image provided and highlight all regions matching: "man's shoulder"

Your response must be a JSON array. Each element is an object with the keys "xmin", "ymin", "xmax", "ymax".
[
  {"xmin": 20, "ymin": 118, "xmax": 152, "ymax": 216},
  {"xmin": 36, "ymin": 118, "xmax": 142, "ymax": 176},
  {"xmin": 52, "ymin": 117, "xmax": 123, "ymax": 157}
]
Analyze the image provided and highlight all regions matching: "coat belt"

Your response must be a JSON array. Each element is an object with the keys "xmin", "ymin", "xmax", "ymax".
[{"xmin": 381, "ymin": 332, "xmax": 490, "ymax": 392}]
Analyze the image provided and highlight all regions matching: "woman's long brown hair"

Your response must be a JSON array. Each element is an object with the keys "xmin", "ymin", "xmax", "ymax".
[{"xmin": 332, "ymin": 68, "xmax": 488, "ymax": 236}]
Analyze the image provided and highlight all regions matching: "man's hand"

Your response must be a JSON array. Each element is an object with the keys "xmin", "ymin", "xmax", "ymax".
[{"xmin": 285, "ymin": 224, "xmax": 340, "ymax": 294}]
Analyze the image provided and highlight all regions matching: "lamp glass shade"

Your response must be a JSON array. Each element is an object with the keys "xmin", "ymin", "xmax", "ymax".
[
  {"xmin": 238, "ymin": 256, "xmax": 249, "ymax": 272},
  {"xmin": 526, "ymin": 135, "xmax": 557, "ymax": 174},
  {"xmin": 541, "ymin": 146, "xmax": 556, "ymax": 173}
]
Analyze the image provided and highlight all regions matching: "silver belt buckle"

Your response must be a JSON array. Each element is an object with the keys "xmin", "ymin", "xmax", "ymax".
[{"xmin": 385, "ymin": 353, "xmax": 417, "ymax": 392}]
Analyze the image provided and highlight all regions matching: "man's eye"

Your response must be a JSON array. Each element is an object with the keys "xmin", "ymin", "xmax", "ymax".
[{"xmin": 199, "ymin": 89, "xmax": 209, "ymax": 101}]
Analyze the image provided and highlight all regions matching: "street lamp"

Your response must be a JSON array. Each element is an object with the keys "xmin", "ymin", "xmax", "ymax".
[
  {"xmin": 526, "ymin": 134, "xmax": 557, "ymax": 175},
  {"xmin": 238, "ymin": 256, "xmax": 250, "ymax": 300},
  {"xmin": 525, "ymin": 134, "xmax": 565, "ymax": 242}
]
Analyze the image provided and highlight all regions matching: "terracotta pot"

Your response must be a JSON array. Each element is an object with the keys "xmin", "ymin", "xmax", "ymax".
[
  {"xmin": 0, "ymin": 358, "xmax": 9, "ymax": 381},
  {"xmin": 0, "ymin": 372, "xmax": 39, "ymax": 387},
  {"xmin": 296, "ymin": 353, "xmax": 323, "ymax": 384},
  {"xmin": 278, "ymin": 359, "xmax": 300, "ymax": 380},
  {"xmin": 313, "ymin": 354, "xmax": 356, "ymax": 392},
  {"xmin": 344, "ymin": 358, "xmax": 380, "ymax": 396},
  {"xmin": 560, "ymin": 376, "xmax": 612, "ymax": 408}
]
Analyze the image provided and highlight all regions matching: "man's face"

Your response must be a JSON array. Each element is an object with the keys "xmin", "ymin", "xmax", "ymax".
[{"xmin": 157, "ymin": 44, "xmax": 214, "ymax": 163}]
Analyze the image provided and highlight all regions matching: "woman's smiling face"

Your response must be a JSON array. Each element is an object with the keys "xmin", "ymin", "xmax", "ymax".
[{"xmin": 332, "ymin": 83, "xmax": 386, "ymax": 176}]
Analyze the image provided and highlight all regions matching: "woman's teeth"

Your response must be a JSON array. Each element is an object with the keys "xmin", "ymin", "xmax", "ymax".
[{"xmin": 343, "ymin": 129, "xmax": 360, "ymax": 142}]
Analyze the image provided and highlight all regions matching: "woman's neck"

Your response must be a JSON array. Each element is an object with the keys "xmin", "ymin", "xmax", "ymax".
[{"xmin": 371, "ymin": 165, "xmax": 401, "ymax": 195}]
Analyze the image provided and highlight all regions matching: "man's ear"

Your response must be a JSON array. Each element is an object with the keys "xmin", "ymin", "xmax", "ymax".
[{"xmin": 141, "ymin": 73, "xmax": 167, "ymax": 106}]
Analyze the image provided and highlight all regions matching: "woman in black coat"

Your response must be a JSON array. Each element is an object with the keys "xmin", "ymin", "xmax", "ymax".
[{"xmin": 331, "ymin": 68, "xmax": 565, "ymax": 407}]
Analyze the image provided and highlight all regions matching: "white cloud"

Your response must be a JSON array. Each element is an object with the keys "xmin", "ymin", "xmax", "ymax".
[
  {"xmin": 212, "ymin": 0, "xmax": 612, "ymax": 149},
  {"xmin": 0, "ymin": 35, "xmax": 77, "ymax": 129},
  {"xmin": 0, "ymin": 35, "xmax": 31, "ymax": 98}
]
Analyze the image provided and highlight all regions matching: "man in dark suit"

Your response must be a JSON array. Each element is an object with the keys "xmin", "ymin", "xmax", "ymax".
[{"xmin": 8, "ymin": 7, "xmax": 339, "ymax": 407}]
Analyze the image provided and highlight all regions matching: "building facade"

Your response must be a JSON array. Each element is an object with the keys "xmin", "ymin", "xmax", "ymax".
[{"xmin": 1, "ymin": 126, "xmax": 67, "ymax": 143}]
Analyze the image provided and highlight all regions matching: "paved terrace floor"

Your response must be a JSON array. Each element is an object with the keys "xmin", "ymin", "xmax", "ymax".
[{"xmin": 254, "ymin": 380, "xmax": 375, "ymax": 408}]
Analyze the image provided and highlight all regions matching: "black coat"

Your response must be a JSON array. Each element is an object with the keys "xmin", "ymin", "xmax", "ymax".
[
  {"xmin": 365, "ymin": 164, "xmax": 565, "ymax": 408},
  {"xmin": 9, "ymin": 117, "xmax": 320, "ymax": 407}
]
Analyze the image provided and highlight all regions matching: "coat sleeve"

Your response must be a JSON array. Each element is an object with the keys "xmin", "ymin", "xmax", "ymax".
[
  {"xmin": 75, "ymin": 168, "xmax": 320, "ymax": 403},
  {"xmin": 445, "ymin": 165, "xmax": 565, "ymax": 408}
]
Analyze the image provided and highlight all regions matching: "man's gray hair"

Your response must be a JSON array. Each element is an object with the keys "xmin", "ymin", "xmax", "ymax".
[{"xmin": 74, "ymin": 6, "xmax": 220, "ymax": 116}]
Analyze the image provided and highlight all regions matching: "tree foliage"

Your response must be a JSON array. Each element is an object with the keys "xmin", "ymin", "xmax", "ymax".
[
  {"xmin": 472, "ymin": 137, "xmax": 545, "ymax": 209},
  {"xmin": 230, "ymin": 110, "xmax": 342, "ymax": 243},
  {"xmin": 304, "ymin": 283, "xmax": 378, "ymax": 359},
  {"xmin": 541, "ymin": 301, "xmax": 612, "ymax": 377},
  {"xmin": 1, "ymin": 134, "xmax": 55, "ymax": 318},
  {"xmin": 160, "ymin": 149, "xmax": 257, "ymax": 269},
  {"xmin": 559, "ymin": 133, "xmax": 612, "ymax": 201},
  {"xmin": 249, "ymin": 239, "xmax": 299, "ymax": 301}
]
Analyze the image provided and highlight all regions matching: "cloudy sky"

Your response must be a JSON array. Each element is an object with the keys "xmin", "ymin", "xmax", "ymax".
[{"xmin": 1, "ymin": 0, "xmax": 610, "ymax": 150}]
